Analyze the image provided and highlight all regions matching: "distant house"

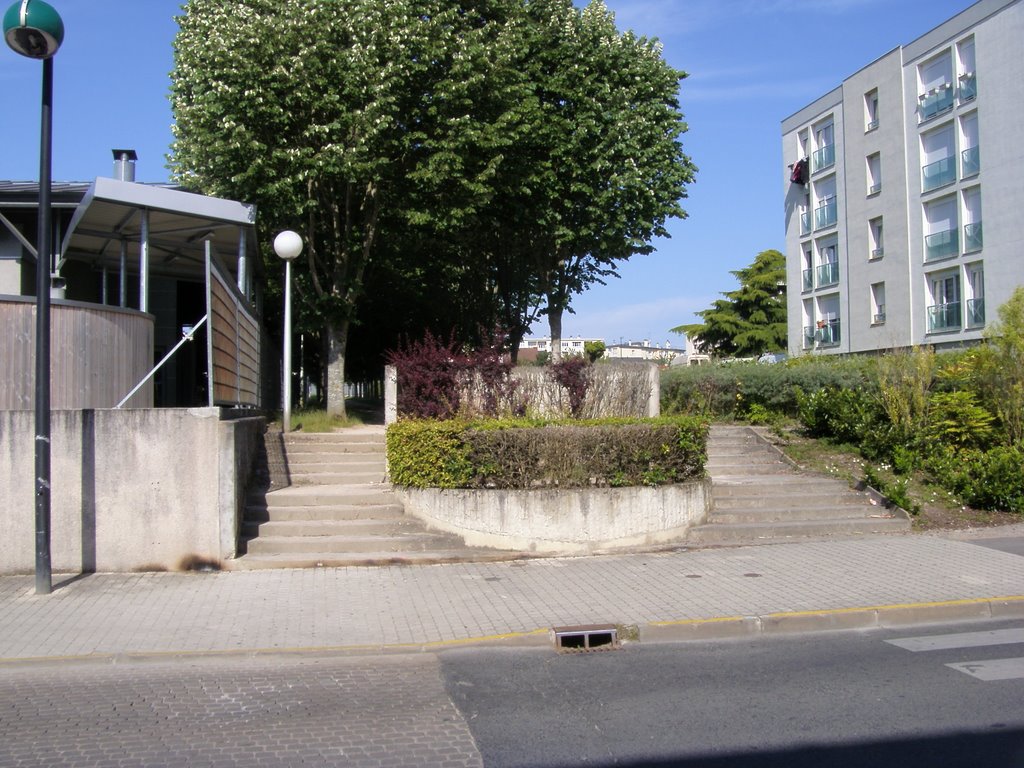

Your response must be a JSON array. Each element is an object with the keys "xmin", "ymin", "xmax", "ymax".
[
  {"xmin": 521, "ymin": 335, "xmax": 603, "ymax": 357},
  {"xmin": 0, "ymin": 150, "xmax": 268, "ymax": 409},
  {"xmin": 605, "ymin": 339, "xmax": 687, "ymax": 365}
]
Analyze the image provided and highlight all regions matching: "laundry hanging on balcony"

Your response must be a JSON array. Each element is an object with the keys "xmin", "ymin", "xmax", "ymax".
[{"xmin": 790, "ymin": 157, "xmax": 809, "ymax": 185}]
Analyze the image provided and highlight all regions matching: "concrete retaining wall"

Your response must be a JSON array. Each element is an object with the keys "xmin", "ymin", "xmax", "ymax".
[
  {"xmin": 0, "ymin": 408, "xmax": 264, "ymax": 574},
  {"xmin": 397, "ymin": 480, "xmax": 710, "ymax": 554}
]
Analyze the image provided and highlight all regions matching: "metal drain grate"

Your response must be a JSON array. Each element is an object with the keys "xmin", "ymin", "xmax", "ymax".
[{"xmin": 552, "ymin": 624, "xmax": 619, "ymax": 652}]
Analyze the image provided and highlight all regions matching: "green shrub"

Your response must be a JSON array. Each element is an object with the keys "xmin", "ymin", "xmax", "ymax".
[
  {"xmin": 386, "ymin": 417, "xmax": 708, "ymax": 489},
  {"xmin": 385, "ymin": 420, "xmax": 474, "ymax": 488},
  {"xmin": 924, "ymin": 390, "xmax": 996, "ymax": 452}
]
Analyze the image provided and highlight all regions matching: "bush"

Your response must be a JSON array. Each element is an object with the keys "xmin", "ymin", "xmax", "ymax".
[
  {"xmin": 927, "ymin": 446, "xmax": 1024, "ymax": 513},
  {"xmin": 662, "ymin": 358, "xmax": 873, "ymax": 420},
  {"xmin": 386, "ymin": 417, "xmax": 708, "ymax": 489}
]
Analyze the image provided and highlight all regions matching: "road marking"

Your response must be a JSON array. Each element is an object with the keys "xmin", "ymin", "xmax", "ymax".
[
  {"xmin": 885, "ymin": 627, "xmax": 1024, "ymax": 652},
  {"xmin": 946, "ymin": 657, "xmax": 1024, "ymax": 681}
]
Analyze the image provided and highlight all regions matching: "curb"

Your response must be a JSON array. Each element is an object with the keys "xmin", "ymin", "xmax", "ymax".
[
  {"xmin": 2, "ymin": 598, "xmax": 1023, "ymax": 667},
  {"xmin": 641, "ymin": 595, "xmax": 1024, "ymax": 643}
]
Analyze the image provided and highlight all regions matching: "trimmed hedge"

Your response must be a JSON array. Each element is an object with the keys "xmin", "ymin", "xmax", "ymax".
[
  {"xmin": 386, "ymin": 417, "xmax": 708, "ymax": 489},
  {"xmin": 661, "ymin": 358, "xmax": 876, "ymax": 419}
]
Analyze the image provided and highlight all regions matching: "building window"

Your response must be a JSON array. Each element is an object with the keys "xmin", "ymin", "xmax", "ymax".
[
  {"xmin": 919, "ymin": 51, "xmax": 954, "ymax": 122},
  {"xmin": 966, "ymin": 263, "xmax": 985, "ymax": 328},
  {"xmin": 811, "ymin": 119, "xmax": 835, "ymax": 173},
  {"xmin": 865, "ymin": 89, "xmax": 879, "ymax": 132},
  {"xmin": 869, "ymin": 217, "xmax": 884, "ymax": 259},
  {"xmin": 957, "ymin": 37, "xmax": 977, "ymax": 103},
  {"xmin": 921, "ymin": 124, "xmax": 955, "ymax": 192},
  {"xmin": 802, "ymin": 248, "xmax": 814, "ymax": 291},
  {"xmin": 866, "ymin": 153, "xmax": 881, "ymax": 195},
  {"xmin": 927, "ymin": 270, "xmax": 961, "ymax": 332},
  {"xmin": 816, "ymin": 242, "xmax": 839, "ymax": 287},
  {"xmin": 963, "ymin": 186, "xmax": 982, "ymax": 252},
  {"xmin": 924, "ymin": 196, "xmax": 958, "ymax": 262},
  {"xmin": 960, "ymin": 112, "xmax": 980, "ymax": 178},
  {"xmin": 814, "ymin": 177, "xmax": 837, "ymax": 230},
  {"xmin": 815, "ymin": 297, "xmax": 841, "ymax": 347},
  {"xmin": 871, "ymin": 283, "xmax": 886, "ymax": 324}
]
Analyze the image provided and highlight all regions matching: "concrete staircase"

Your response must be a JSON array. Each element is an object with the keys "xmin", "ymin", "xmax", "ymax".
[
  {"xmin": 687, "ymin": 425, "xmax": 910, "ymax": 546},
  {"xmin": 234, "ymin": 426, "xmax": 506, "ymax": 569}
]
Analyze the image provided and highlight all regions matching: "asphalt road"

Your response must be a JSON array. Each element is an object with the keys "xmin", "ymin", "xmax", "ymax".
[
  {"xmin": 1, "ymin": 617, "xmax": 1023, "ymax": 767},
  {"xmin": 440, "ymin": 618, "xmax": 1024, "ymax": 767},
  {"xmin": 970, "ymin": 536, "xmax": 1024, "ymax": 558}
]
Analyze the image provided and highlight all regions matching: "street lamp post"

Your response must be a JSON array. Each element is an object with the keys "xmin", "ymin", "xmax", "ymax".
[
  {"xmin": 273, "ymin": 231, "xmax": 303, "ymax": 434},
  {"xmin": 4, "ymin": 0, "xmax": 64, "ymax": 596}
]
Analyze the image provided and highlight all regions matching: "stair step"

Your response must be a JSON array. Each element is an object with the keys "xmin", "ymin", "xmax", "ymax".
[
  {"xmin": 712, "ymin": 491, "xmax": 873, "ymax": 509},
  {"xmin": 244, "ymin": 532, "xmax": 466, "ymax": 555},
  {"xmin": 242, "ymin": 518, "xmax": 419, "ymax": 538},
  {"xmin": 290, "ymin": 471, "xmax": 386, "ymax": 485},
  {"xmin": 709, "ymin": 505, "xmax": 895, "ymax": 523},
  {"xmin": 285, "ymin": 460, "xmax": 386, "ymax": 473},
  {"xmin": 245, "ymin": 504, "xmax": 406, "ymax": 523},
  {"xmin": 254, "ymin": 485, "xmax": 398, "ymax": 507},
  {"xmin": 689, "ymin": 517, "xmax": 910, "ymax": 544},
  {"xmin": 229, "ymin": 549, "xmax": 525, "ymax": 570}
]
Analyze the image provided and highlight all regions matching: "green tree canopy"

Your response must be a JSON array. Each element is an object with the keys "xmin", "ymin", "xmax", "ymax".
[
  {"xmin": 673, "ymin": 249, "xmax": 787, "ymax": 358},
  {"xmin": 170, "ymin": 0, "xmax": 525, "ymax": 415}
]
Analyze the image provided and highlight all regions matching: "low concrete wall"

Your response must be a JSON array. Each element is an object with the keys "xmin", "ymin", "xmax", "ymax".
[
  {"xmin": 397, "ymin": 480, "xmax": 710, "ymax": 554},
  {"xmin": 0, "ymin": 408, "xmax": 264, "ymax": 574}
]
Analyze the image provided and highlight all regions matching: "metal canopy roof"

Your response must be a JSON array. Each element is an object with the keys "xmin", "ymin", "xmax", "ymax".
[{"xmin": 59, "ymin": 177, "xmax": 259, "ymax": 279}]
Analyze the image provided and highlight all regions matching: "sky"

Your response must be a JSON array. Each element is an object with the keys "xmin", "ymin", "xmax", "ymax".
[{"xmin": 0, "ymin": 0, "xmax": 978, "ymax": 347}]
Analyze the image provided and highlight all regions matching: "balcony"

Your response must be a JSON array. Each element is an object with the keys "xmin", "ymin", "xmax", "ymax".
[
  {"xmin": 803, "ymin": 326, "xmax": 816, "ymax": 350},
  {"xmin": 966, "ymin": 297, "xmax": 986, "ymax": 328},
  {"xmin": 868, "ymin": 182, "xmax": 881, "ymax": 196},
  {"xmin": 866, "ymin": 119, "xmax": 879, "ymax": 132},
  {"xmin": 964, "ymin": 222, "xmax": 983, "ymax": 252},
  {"xmin": 816, "ymin": 261, "xmax": 839, "ymax": 287},
  {"xmin": 816, "ymin": 319, "xmax": 841, "ymax": 346},
  {"xmin": 802, "ymin": 268, "xmax": 813, "ymax": 291},
  {"xmin": 959, "ymin": 72, "xmax": 977, "ymax": 103},
  {"xmin": 814, "ymin": 200, "xmax": 837, "ymax": 230},
  {"xmin": 927, "ymin": 301, "xmax": 961, "ymax": 332},
  {"xmin": 812, "ymin": 144, "xmax": 835, "ymax": 173},
  {"xmin": 925, "ymin": 228, "xmax": 959, "ymax": 261},
  {"xmin": 800, "ymin": 211, "xmax": 811, "ymax": 236},
  {"xmin": 922, "ymin": 156, "xmax": 955, "ymax": 192},
  {"xmin": 871, "ymin": 247, "xmax": 884, "ymax": 259},
  {"xmin": 873, "ymin": 311, "xmax": 886, "ymax": 325},
  {"xmin": 919, "ymin": 85, "xmax": 954, "ymax": 122},
  {"xmin": 961, "ymin": 145, "xmax": 980, "ymax": 177}
]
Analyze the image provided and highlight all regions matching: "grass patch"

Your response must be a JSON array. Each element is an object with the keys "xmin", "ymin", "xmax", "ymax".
[{"xmin": 288, "ymin": 409, "xmax": 364, "ymax": 433}]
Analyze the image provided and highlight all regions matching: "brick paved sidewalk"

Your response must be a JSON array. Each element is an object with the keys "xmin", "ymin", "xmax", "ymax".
[{"xmin": 1, "ymin": 536, "xmax": 1023, "ymax": 661}]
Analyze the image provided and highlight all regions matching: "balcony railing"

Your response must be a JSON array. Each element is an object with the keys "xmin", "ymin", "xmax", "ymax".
[
  {"xmin": 803, "ymin": 326, "xmax": 816, "ymax": 349},
  {"xmin": 961, "ymin": 145, "xmax": 980, "ymax": 177},
  {"xmin": 816, "ymin": 319, "xmax": 841, "ymax": 346},
  {"xmin": 925, "ymin": 228, "xmax": 959, "ymax": 261},
  {"xmin": 964, "ymin": 222, "xmax": 983, "ymax": 252},
  {"xmin": 814, "ymin": 200, "xmax": 837, "ymax": 230},
  {"xmin": 928, "ymin": 302, "xmax": 961, "ymax": 332},
  {"xmin": 868, "ymin": 182, "xmax": 881, "ymax": 195},
  {"xmin": 873, "ymin": 311, "xmax": 886, "ymax": 325},
  {"xmin": 959, "ymin": 73, "xmax": 977, "ymax": 103},
  {"xmin": 966, "ymin": 297, "xmax": 986, "ymax": 328},
  {"xmin": 812, "ymin": 144, "xmax": 835, "ymax": 173},
  {"xmin": 922, "ymin": 156, "xmax": 955, "ymax": 192},
  {"xmin": 816, "ymin": 261, "xmax": 840, "ymax": 287},
  {"xmin": 919, "ymin": 85, "xmax": 954, "ymax": 121},
  {"xmin": 802, "ymin": 268, "xmax": 813, "ymax": 291},
  {"xmin": 871, "ymin": 247, "xmax": 884, "ymax": 259},
  {"xmin": 800, "ymin": 211, "xmax": 811, "ymax": 236},
  {"xmin": 866, "ymin": 119, "xmax": 879, "ymax": 132}
]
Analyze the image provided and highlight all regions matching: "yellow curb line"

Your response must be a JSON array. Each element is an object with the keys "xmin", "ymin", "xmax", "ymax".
[
  {"xmin": 0, "ymin": 629, "xmax": 552, "ymax": 666},
  {"xmin": 648, "ymin": 595, "xmax": 1024, "ymax": 628}
]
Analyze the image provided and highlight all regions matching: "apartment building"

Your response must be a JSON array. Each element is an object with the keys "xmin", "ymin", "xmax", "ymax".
[{"xmin": 781, "ymin": 0, "xmax": 1024, "ymax": 356}]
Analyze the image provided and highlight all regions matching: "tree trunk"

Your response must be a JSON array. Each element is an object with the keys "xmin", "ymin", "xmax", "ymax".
[
  {"xmin": 325, "ymin": 319, "xmax": 349, "ymax": 418},
  {"xmin": 547, "ymin": 299, "xmax": 563, "ymax": 363}
]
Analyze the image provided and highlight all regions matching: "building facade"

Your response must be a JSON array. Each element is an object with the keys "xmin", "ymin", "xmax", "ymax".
[{"xmin": 781, "ymin": 0, "xmax": 1024, "ymax": 356}]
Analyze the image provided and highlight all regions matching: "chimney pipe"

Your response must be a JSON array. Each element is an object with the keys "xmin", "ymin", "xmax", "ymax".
[{"xmin": 112, "ymin": 149, "xmax": 138, "ymax": 182}]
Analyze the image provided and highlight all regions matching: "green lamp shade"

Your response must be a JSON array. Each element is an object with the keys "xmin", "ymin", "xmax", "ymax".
[{"xmin": 3, "ymin": 0, "xmax": 64, "ymax": 59}]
